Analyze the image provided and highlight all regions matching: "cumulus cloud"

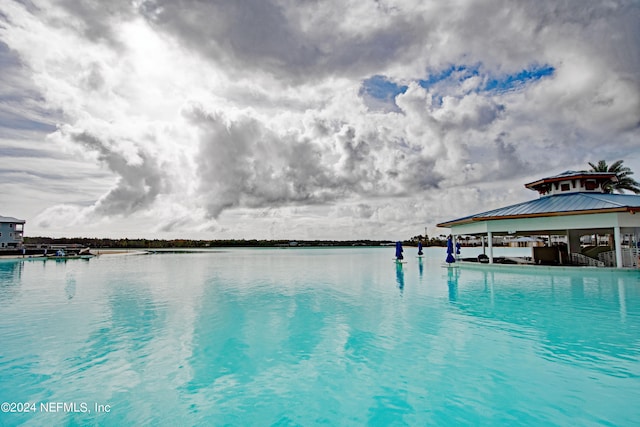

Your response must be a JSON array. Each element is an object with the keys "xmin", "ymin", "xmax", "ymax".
[{"xmin": 0, "ymin": 0, "xmax": 638, "ymax": 239}]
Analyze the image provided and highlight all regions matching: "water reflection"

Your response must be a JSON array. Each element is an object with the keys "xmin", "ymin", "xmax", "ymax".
[
  {"xmin": 184, "ymin": 278, "xmax": 328, "ymax": 395},
  {"xmin": 447, "ymin": 266, "xmax": 459, "ymax": 302},
  {"xmin": 0, "ymin": 261, "xmax": 23, "ymax": 301},
  {"xmin": 618, "ymin": 277, "xmax": 627, "ymax": 322},
  {"xmin": 64, "ymin": 279, "xmax": 167, "ymax": 394},
  {"xmin": 181, "ymin": 249, "xmax": 423, "ymax": 421},
  {"xmin": 2, "ymin": 249, "xmax": 639, "ymax": 426},
  {"xmin": 65, "ymin": 271, "xmax": 76, "ymax": 300},
  {"xmin": 449, "ymin": 268, "xmax": 640, "ymax": 374},
  {"xmin": 0, "ymin": 260, "xmax": 23, "ymax": 279},
  {"xmin": 395, "ymin": 262, "xmax": 404, "ymax": 293}
]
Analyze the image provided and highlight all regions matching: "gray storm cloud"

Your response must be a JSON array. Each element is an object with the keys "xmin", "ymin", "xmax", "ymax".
[
  {"xmin": 1, "ymin": 0, "xmax": 639, "ymax": 238},
  {"xmin": 134, "ymin": 0, "xmax": 426, "ymax": 81},
  {"xmin": 66, "ymin": 129, "xmax": 170, "ymax": 216},
  {"xmin": 186, "ymin": 106, "xmax": 338, "ymax": 217},
  {"xmin": 185, "ymin": 104, "xmax": 450, "ymax": 219}
]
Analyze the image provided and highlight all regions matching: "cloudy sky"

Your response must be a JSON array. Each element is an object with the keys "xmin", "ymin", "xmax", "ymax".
[{"xmin": 1, "ymin": 0, "xmax": 639, "ymax": 240}]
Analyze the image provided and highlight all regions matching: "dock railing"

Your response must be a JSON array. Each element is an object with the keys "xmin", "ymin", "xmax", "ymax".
[
  {"xmin": 598, "ymin": 248, "xmax": 640, "ymax": 268},
  {"xmin": 570, "ymin": 253, "xmax": 605, "ymax": 267}
]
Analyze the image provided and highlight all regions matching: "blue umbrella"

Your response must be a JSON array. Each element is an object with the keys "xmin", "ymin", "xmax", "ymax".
[
  {"xmin": 446, "ymin": 237, "xmax": 455, "ymax": 264},
  {"xmin": 455, "ymin": 241, "xmax": 461, "ymax": 255},
  {"xmin": 418, "ymin": 242, "xmax": 424, "ymax": 256},
  {"xmin": 395, "ymin": 241, "xmax": 404, "ymax": 260}
]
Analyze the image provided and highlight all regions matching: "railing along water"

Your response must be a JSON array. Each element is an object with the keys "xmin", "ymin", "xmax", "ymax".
[
  {"xmin": 570, "ymin": 252, "xmax": 605, "ymax": 267},
  {"xmin": 598, "ymin": 248, "xmax": 640, "ymax": 268}
]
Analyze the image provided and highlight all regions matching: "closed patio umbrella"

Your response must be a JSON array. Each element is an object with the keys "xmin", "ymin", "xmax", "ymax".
[
  {"xmin": 446, "ymin": 237, "xmax": 455, "ymax": 264},
  {"xmin": 395, "ymin": 241, "xmax": 404, "ymax": 260}
]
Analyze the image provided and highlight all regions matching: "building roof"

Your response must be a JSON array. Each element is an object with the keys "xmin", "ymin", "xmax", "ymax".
[
  {"xmin": 437, "ymin": 192, "xmax": 640, "ymax": 227},
  {"xmin": 0, "ymin": 216, "xmax": 25, "ymax": 223},
  {"xmin": 524, "ymin": 170, "xmax": 617, "ymax": 191}
]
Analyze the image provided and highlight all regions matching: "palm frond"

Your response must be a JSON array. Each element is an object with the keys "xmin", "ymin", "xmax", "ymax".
[{"xmin": 587, "ymin": 159, "xmax": 640, "ymax": 194}]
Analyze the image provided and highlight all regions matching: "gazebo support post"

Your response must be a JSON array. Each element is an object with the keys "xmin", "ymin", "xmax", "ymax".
[
  {"xmin": 487, "ymin": 231, "xmax": 494, "ymax": 264},
  {"xmin": 452, "ymin": 234, "xmax": 457, "ymax": 260},
  {"xmin": 614, "ymin": 226, "xmax": 623, "ymax": 268}
]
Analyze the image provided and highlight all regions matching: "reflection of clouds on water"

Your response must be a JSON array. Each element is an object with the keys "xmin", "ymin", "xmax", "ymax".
[
  {"xmin": 618, "ymin": 278, "xmax": 627, "ymax": 323},
  {"xmin": 181, "ymin": 249, "xmax": 423, "ymax": 418},
  {"xmin": 451, "ymin": 268, "xmax": 639, "ymax": 376},
  {"xmin": 184, "ymin": 281, "xmax": 328, "ymax": 391},
  {"xmin": 1, "ymin": 249, "xmax": 639, "ymax": 425},
  {"xmin": 65, "ymin": 271, "xmax": 76, "ymax": 300},
  {"xmin": 62, "ymin": 277, "xmax": 168, "ymax": 403}
]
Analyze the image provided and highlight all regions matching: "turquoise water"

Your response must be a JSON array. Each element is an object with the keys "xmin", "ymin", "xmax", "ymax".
[{"xmin": 0, "ymin": 247, "xmax": 639, "ymax": 426}]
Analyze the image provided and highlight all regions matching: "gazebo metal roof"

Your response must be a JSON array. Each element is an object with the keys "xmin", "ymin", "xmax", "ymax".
[{"xmin": 438, "ymin": 193, "xmax": 640, "ymax": 227}]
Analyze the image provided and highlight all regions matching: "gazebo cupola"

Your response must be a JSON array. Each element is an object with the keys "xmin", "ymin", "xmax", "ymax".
[{"xmin": 524, "ymin": 171, "xmax": 618, "ymax": 197}]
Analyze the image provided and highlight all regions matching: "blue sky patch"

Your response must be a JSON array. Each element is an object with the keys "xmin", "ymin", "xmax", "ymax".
[
  {"xmin": 360, "ymin": 75, "xmax": 408, "ymax": 101},
  {"xmin": 483, "ymin": 65, "xmax": 555, "ymax": 92},
  {"xmin": 418, "ymin": 63, "xmax": 554, "ymax": 93},
  {"xmin": 361, "ymin": 64, "xmax": 555, "ymax": 109},
  {"xmin": 418, "ymin": 64, "xmax": 480, "ymax": 89}
]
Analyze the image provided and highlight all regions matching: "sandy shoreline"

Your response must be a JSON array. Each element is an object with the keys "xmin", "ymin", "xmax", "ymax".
[
  {"xmin": 0, "ymin": 249, "xmax": 149, "ymax": 259},
  {"xmin": 93, "ymin": 249, "xmax": 150, "ymax": 256}
]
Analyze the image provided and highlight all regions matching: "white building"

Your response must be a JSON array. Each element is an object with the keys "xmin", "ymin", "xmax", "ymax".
[
  {"xmin": 0, "ymin": 216, "xmax": 26, "ymax": 249},
  {"xmin": 437, "ymin": 171, "xmax": 640, "ymax": 268}
]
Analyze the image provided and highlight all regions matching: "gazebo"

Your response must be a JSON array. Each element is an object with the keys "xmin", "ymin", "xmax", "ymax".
[{"xmin": 437, "ymin": 171, "xmax": 640, "ymax": 268}]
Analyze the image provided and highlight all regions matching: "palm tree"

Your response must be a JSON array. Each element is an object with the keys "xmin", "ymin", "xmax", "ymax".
[{"xmin": 588, "ymin": 160, "xmax": 640, "ymax": 194}]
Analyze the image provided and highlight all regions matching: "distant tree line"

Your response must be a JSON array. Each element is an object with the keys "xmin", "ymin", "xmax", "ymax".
[
  {"xmin": 23, "ymin": 236, "xmax": 450, "ymax": 248},
  {"xmin": 24, "ymin": 237, "xmax": 410, "ymax": 248},
  {"xmin": 409, "ymin": 235, "xmax": 449, "ymax": 246}
]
